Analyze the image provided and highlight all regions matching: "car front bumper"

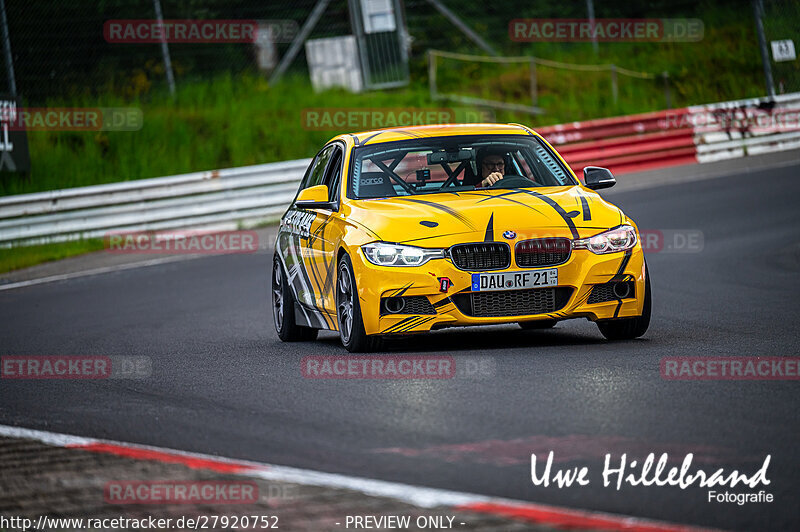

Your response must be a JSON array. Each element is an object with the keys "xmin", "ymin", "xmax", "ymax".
[{"xmin": 351, "ymin": 243, "xmax": 647, "ymax": 336}]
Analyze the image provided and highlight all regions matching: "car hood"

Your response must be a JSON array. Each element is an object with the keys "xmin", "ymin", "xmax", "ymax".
[{"xmin": 346, "ymin": 186, "xmax": 627, "ymax": 245}]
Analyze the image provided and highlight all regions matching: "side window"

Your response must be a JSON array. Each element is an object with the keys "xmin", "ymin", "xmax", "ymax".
[
  {"xmin": 532, "ymin": 141, "xmax": 570, "ymax": 184},
  {"xmin": 322, "ymin": 146, "xmax": 344, "ymax": 202},
  {"xmin": 301, "ymin": 145, "xmax": 335, "ymax": 191}
]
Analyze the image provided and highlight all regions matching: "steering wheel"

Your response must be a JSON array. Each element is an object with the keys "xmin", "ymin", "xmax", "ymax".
[{"xmin": 488, "ymin": 174, "xmax": 537, "ymax": 188}]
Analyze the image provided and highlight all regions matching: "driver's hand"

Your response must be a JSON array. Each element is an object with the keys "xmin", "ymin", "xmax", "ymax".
[{"xmin": 481, "ymin": 172, "xmax": 503, "ymax": 187}]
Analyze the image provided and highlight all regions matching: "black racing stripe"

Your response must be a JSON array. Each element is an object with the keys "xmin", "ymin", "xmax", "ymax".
[
  {"xmin": 306, "ymin": 221, "xmax": 326, "ymax": 287},
  {"xmin": 361, "ymin": 131, "xmax": 383, "ymax": 146},
  {"xmin": 401, "ymin": 198, "xmax": 476, "ymax": 230},
  {"xmin": 614, "ymin": 250, "xmax": 633, "ymax": 277},
  {"xmin": 609, "ymin": 273, "xmax": 633, "ymax": 282},
  {"xmin": 433, "ymin": 297, "xmax": 452, "ymax": 308},
  {"xmin": 383, "ymin": 316, "xmax": 418, "ymax": 333},
  {"xmin": 519, "ymin": 190, "xmax": 580, "ymax": 239},
  {"xmin": 578, "ymin": 193, "xmax": 592, "ymax": 221},
  {"xmin": 476, "ymin": 193, "xmax": 546, "ymax": 215},
  {"xmin": 293, "ymin": 234, "xmax": 328, "ymax": 329},
  {"xmin": 392, "ymin": 129, "xmax": 425, "ymax": 139},
  {"xmin": 391, "ymin": 283, "xmax": 414, "ymax": 297},
  {"xmin": 397, "ymin": 316, "xmax": 434, "ymax": 333},
  {"xmin": 310, "ymin": 217, "xmax": 340, "ymax": 304},
  {"xmin": 360, "ymin": 131, "xmax": 388, "ymax": 145},
  {"xmin": 476, "ymin": 190, "xmax": 524, "ymax": 203},
  {"xmin": 484, "ymin": 213, "xmax": 494, "ymax": 242},
  {"xmin": 610, "ymin": 250, "xmax": 633, "ymax": 318},
  {"xmin": 395, "ymin": 316, "xmax": 426, "ymax": 333},
  {"xmin": 322, "ymin": 258, "xmax": 337, "ymax": 299},
  {"xmin": 305, "ymin": 221, "xmax": 335, "ymax": 329}
]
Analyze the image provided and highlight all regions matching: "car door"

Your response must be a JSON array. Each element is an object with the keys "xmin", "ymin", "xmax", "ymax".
[
  {"xmin": 279, "ymin": 145, "xmax": 335, "ymax": 329},
  {"xmin": 307, "ymin": 144, "xmax": 345, "ymax": 321}
]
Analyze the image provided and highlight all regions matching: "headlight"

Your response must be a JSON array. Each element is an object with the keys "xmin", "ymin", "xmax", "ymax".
[
  {"xmin": 361, "ymin": 242, "xmax": 445, "ymax": 267},
  {"xmin": 573, "ymin": 225, "xmax": 637, "ymax": 254}
]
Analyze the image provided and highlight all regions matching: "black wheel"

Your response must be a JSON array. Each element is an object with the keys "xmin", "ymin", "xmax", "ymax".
[
  {"xmin": 272, "ymin": 256, "xmax": 318, "ymax": 342},
  {"xmin": 519, "ymin": 319, "xmax": 557, "ymax": 330},
  {"xmin": 337, "ymin": 254, "xmax": 381, "ymax": 353},
  {"xmin": 596, "ymin": 264, "xmax": 651, "ymax": 341}
]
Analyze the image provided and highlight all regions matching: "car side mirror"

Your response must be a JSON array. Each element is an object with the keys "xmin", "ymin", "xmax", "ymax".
[
  {"xmin": 583, "ymin": 166, "xmax": 616, "ymax": 190},
  {"xmin": 296, "ymin": 184, "xmax": 332, "ymax": 209}
]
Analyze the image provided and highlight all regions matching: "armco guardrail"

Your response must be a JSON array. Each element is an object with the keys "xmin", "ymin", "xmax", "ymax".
[
  {"xmin": 0, "ymin": 159, "xmax": 310, "ymax": 246},
  {"xmin": 538, "ymin": 92, "xmax": 800, "ymax": 175},
  {"xmin": 2, "ymin": 93, "xmax": 799, "ymax": 247}
]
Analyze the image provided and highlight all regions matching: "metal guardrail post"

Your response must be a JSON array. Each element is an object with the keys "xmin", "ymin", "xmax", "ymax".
[
  {"xmin": 152, "ymin": 0, "xmax": 176, "ymax": 98},
  {"xmin": 752, "ymin": 0, "xmax": 776, "ymax": 98},
  {"xmin": 0, "ymin": 0, "xmax": 16, "ymax": 96},
  {"xmin": 610, "ymin": 65, "xmax": 618, "ymax": 105}
]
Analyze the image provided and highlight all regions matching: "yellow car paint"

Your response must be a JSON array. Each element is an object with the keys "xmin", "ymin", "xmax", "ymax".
[{"xmin": 275, "ymin": 124, "xmax": 647, "ymax": 338}]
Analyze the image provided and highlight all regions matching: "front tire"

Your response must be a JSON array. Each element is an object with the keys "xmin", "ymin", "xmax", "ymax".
[
  {"xmin": 272, "ymin": 256, "xmax": 318, "ymax": 342},
  {"xmin": 596, "ymin": 264, "xmax": 651, "ymax": 341},
  {"xmin": 337, "ymin": 254, "xmax": 381, "ymax": 352}
]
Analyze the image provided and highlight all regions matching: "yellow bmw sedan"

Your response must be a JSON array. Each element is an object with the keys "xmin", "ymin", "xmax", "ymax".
[{"xmin": 272, "ymin": 124, "xmax": 650, "ymax": 352}]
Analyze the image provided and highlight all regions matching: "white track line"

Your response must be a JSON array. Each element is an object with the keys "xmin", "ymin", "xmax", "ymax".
[
  {"xmin": 0, "ymin": 423, "xmax": 719, "ymax": 531},
  {"xmin": 0, "ymin": 255, "xmax": 206, "ymax": 292}
]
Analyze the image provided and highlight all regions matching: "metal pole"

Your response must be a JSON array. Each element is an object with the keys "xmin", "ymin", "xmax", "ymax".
[
  {"xmin": 270, "ymin": 0, "xmax": 331, "ymax": 85},
  {"xmin": 428, "ymin": 50, "xmax": 438, "ymax": 99},
  {"xmin": 752, "ymin": 0, "xmax": 775, "ymax": 97},
  {"xmin": 153, "ymin": 0, "xmax": 176, "ymax": 97},
  {"xmin": 529, "ymin": 58, "xmax": 537, "ymax": 107},
  {"xmin": 347, "ymin": 0, "xmax": 371, "ymax": 89},
  {"xmin": 426, "ymin": 0, "xmax": 498, "ymax": 56},
  {"xmin": 610, "ymin": 64, "xmax": 617, "ymax": 105},
  {"xmin": 586, "ymin": 0, "xmax": 598, "ymax": 55},
  {"xmin": 662, "ymin": 71, "xmax": 671, "ymax": 109},
  {"xmin": 0, "ymin": 0, "xmax": 16, "ymax": 96}
]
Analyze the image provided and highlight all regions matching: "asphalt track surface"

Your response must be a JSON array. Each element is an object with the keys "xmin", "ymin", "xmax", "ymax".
[{"xmin": 2, "ymin": 162, "xmax": 799, "ymax": 531}]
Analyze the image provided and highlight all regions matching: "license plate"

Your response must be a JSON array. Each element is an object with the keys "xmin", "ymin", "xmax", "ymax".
[{"xmin": 471, "ymin": 269, "xmax": 558, "ymax": 292}]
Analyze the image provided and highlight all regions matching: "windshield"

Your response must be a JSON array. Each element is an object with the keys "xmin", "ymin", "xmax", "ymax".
[{"xmin": 348, "ymin": 135, "xmax": 576, "ymax": 199}]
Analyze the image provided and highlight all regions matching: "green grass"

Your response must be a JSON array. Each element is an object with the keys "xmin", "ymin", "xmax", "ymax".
[
  {"xmin": 0, "ymin": 6, "xmax": 776, "ymax": 197},
  {"xmin": 0, "ymin": 77, "xmax": 449, "ymax": 196},
  {"xmin": 0, "ymin": 239, "xmax": 105, "ymax": 274},
  {"xmin": 0, "ymin": 4, "xmax": 782, "ymax": 271},
  {"xmin": 433, "ymin": 8, "xmax": 767, "ymax": 125}
]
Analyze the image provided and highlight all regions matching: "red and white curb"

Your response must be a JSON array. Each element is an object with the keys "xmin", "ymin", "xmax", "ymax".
[{"xmin": 0, "ymin": 424, "xmax": 719, "ymax": 532}]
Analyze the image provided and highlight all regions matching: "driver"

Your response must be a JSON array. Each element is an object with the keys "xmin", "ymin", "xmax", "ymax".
[{"xmin": 476, "ymin": 148, "xmax": 507, "ymax": 188}]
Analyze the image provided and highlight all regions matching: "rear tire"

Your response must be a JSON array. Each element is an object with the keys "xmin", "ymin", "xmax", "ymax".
[
  {"xmin": 519, "ymin": 319, "xmax": 557, "ymax": 330},
  {"xmin": 272, "ymin": 255, "xmax": 318, "ymax": 342},
  {"xmin": 596, "ymin": 264, "xmax": 651, "ymax": 341},
  {"xmin": 337, "ymin": 254, "xmax": 381, "ymax": 353}
]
